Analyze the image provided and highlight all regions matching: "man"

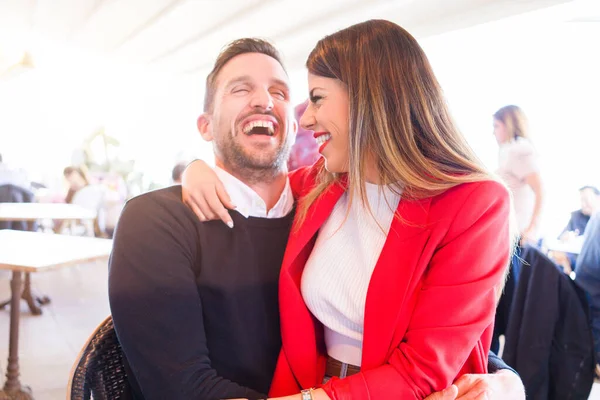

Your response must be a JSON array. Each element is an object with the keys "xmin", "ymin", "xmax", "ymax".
[
  {"xmin": 575, "ymin": 210, "xmax": 600, "ymax": 376},
  {"xmin": 109, "ymin": 38, "xmax": 523, "ymax": 400},
  {"xmin": 553, "ymin": 185, "xmax": 600, "ymax": 273},
  {"xmin": 563, "ymin": 186, "xmax": 600, "ymax": 237}
]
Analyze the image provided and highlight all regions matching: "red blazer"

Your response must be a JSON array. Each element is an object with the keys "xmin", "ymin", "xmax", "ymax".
[{"xmin": 269, "ymin": 164, "xmax": 511, "ymax": 399}]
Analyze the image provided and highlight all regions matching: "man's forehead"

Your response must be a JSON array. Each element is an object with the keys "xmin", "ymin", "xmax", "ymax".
[{"xmin": 216, "ymin": 52, "xmax": 289, "ymax": 87}]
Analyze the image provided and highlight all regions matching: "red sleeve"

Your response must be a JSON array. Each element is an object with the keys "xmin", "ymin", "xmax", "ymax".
[{"xmin": 322, "ymin": 181, "xmax": 511, "ymax": 399}]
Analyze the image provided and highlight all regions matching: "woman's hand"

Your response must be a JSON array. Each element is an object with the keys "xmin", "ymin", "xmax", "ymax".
[
  {"xmin": 520, "ymin": 226, "xmax": 537, "ymax": 246},
  {"xmin": 424, "ymin": 370, "xmax": 525, "ymax": 400},
  {"xmin": 181, "ymin": 160, "xmax": 236, "ymax": 227}
]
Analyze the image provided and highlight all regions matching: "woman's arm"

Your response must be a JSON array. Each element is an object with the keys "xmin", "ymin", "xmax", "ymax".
[
  {"xmin": 181, "ymin": 160, "xmax": 316, "ymax": 226},
  {"xmin": 521, "ymin": 171, "xmax": 544, "ymax": 244},
  {"xmin": 181, "ymin": 160, "xmax": 237, "ymax": 226}
]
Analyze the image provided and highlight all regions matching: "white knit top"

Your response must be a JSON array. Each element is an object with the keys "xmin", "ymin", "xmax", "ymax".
[{"xmin": 301, "ymin": 183, "xmax": 401, "ymax": 366}]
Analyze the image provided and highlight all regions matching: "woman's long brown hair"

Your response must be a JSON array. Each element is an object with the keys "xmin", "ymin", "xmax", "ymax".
[{"xmin": 297, "ymin": 19, "xmax": 498, "ymax": 224}]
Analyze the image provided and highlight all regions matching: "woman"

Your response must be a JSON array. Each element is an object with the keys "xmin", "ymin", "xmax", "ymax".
[
  {"xmin": 493, "ymin": 105, "xmax": 543, "ymax": 244},
  {"xmin": 184, "ymin": 20, "xmax": 513, "ymax": 399},
  {"xmin": 63, "ymin": 165, "xmax": 90, "ymax": 204}
]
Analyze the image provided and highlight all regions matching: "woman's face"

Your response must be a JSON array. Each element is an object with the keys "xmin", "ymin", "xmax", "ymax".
[
  {"xmin": 493, "ymin": 118, "xmax": 509, "ymax": 144},
  {"xmin": 65, "ymin": 171, "xmax": 86, "ymax": 190},
  {"xmin": 300, "ymin": 73, "xmax": 350, "ymax": 173}
]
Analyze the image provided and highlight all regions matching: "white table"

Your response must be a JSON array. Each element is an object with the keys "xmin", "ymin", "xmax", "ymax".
[
  {"xmin": 0, "ymin": 230, "xmax": 112, "ymax": 399},
  {"xmin": 0, "ymin": 202, "xmax": 96, "ymax": 222},
  {"xmin": 0, "ymin": 203, "xmax": 98, "ymax": 315},
  {"xmin": 545, "ymin": 236, "xmax": 585, "ymax": 255}
]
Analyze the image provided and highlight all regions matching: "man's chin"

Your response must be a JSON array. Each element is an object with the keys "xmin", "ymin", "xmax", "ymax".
[{"xmin": 229, "ymin": 151, "xmax": 280, "ymax": 169}]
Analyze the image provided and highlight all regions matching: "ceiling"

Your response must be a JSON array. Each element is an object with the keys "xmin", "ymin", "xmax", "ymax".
[{"xmin": 0, "ymin": 0, "xmax": 589, "ymax": 79}]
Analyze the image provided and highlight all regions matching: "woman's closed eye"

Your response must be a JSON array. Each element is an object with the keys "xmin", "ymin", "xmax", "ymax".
[{"xmin": 310, "ymin": 95, "xmax": 323, "ymax": 104}]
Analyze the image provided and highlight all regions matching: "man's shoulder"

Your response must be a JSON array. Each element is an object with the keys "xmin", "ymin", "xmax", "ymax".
[
  {"xmin": 119, "ymin": 186, "xmax": 199, "ymax": 232},
  {"xmin": 572, "ymin": 209, "xmax": 587, "ymax": 219},
  {"xmin": 126, "ymin": 185, "xmax": 185, "ymax": 210}
]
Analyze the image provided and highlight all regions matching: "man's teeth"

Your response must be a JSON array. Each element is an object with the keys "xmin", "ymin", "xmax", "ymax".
[
  {"xmin": 316, "ymin": 134, "xmax": 332, "ymax": 146},
  {"xmin": 243, "ymin": 120, "xmax": 275, "ymax": 135}
]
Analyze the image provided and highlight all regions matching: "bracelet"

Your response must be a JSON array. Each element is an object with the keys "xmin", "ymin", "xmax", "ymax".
[{"xmin": 301, "ymin": 388, "xmax": 315, "ymax": 400}]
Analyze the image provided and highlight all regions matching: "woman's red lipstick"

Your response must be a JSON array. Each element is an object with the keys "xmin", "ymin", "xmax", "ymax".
[{"xmin": 313, "ymin": 131, "xmax": 331, "ymax": 153}]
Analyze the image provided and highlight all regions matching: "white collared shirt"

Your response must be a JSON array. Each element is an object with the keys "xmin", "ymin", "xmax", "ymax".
[{"xmin": 215, "ymin": 167, "xmax": 294, "ymax": 218}]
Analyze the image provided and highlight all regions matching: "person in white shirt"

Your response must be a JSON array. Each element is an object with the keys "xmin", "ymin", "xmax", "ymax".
[{"xmin": 493, "ymin": 105, "xmax": 544, "ymax": 244}]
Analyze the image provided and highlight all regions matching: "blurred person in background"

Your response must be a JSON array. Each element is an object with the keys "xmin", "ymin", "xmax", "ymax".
[
  {"xmin": 0, "ymin": 153, "xmax": 30, "ymax": 189},
  {"xmin": 63, "ymin": 165, "xmax": 91, "ymax": 204},
  {"xmin": 562, "ymin": 185, "xmax": 600, "ymax": 238},
  {"xmin": 491, "ymin": 105, "xmax": 543, "ymax": 355},
  {"xmin": 62, "ymin": 165, "xmax": 123, "ymax": 237},
  {"xmin": 574, "ymin": 212, "xmax": 600, "ymax": 377},
  {"xmin": 172, "ymin": 162, "xmax": 187, "ymax": 184},
  {"xmin": 552, "ymin": 185, "xmax": 600, "ymax": 273},
  {"xmin": 493, "ymin": 105, "xmax": 544, "ymax": 245}
]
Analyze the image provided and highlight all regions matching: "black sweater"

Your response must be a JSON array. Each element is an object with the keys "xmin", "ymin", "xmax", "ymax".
[{"xmin": 108, "ymin": 186, "xmax": 293, "ymax": 399}]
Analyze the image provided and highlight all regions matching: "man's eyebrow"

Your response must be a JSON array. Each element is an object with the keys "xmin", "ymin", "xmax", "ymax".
[
  {"xmin": 224, "ymin": 76, "xmax": 290, "ymax": 92},
  {"xmin": 224, "ymin": 76, "xmax": 252, "ymax": 89},
  {"xmin": 272, "ymin": 78, "xmax": 290, "ymax": 92}
]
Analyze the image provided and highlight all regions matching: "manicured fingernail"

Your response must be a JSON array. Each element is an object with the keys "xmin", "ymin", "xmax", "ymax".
[{"xmin": 227, "ymin": 221, "xmax": 234, "ymax": 228}]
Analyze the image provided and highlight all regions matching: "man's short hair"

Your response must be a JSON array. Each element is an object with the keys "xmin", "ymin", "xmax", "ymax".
[
  {"xmin": 172, "ymin": 162, "xmax": 187, "ymax": 182},
  {"xmin": 580, "ymin": 185, "xmax": 600, "ymax": 195},
  {"xmin": 203, "ymin": 38, "xmax": 286, "ymax": 112}
]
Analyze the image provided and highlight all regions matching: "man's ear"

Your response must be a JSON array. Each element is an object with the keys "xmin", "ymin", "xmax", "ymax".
[
  {"xmin": 197, "ymin": 113, "xmax": 213, "ymax": 141},
  {"xmin": 290, "ymin": 118, "xmax": 298, "ymax": 140}
]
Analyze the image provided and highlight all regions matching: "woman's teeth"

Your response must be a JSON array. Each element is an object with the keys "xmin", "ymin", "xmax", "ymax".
[
  {"xmin": 316, "ymin": 134, "xmax": 332, "ymax": 145},
  {"xmin": 243, "ymin": 120, "xmax": 275, "ymax": 135}
]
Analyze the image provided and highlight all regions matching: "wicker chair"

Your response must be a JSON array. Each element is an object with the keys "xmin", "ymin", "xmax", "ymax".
[{"xmin": 67, "ymin": 316, "xmax": 132, "ymax": 399}]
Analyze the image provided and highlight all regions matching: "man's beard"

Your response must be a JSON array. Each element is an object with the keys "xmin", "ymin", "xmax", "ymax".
[{"xmin": 214, "ymin": 129, "xmax": 292, "ymax": 185}]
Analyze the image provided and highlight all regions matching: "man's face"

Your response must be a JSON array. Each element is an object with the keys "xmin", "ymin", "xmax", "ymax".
[
  {"xmin": 580, "ymin": 188, "xmax": 600, "ymax": 216},
  {"xmin": 199, "ymin": 53, "xmax": 297, "ymax": 176}
]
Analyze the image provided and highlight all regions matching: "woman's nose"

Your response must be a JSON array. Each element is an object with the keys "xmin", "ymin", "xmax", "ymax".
[{"xmin": 300, "ymin": 108, "xmax": 315, "ymax": 131}]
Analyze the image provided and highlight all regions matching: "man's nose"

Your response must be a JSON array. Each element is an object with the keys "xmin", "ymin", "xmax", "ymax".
[{"xmin": 250, "ymin": 89, "xmax": 274, "ymax": 111}]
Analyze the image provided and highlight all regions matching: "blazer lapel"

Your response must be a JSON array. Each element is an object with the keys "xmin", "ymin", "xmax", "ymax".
[
  {"xmin": 279, "ymin": 179, "xmax": 346, "ymax": 388},
  {"xmin": 283, "ymin": 179, "xmax": 347, "ymax": 275},
  {"xmin": 362, "ymin": 196, "xmax": 433, "ymax": 369}
]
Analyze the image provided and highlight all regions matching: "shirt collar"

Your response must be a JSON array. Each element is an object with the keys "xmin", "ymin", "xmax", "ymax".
[{"xmin": 215, "ymin": 166, "xmax": 293, "ymax": 219}]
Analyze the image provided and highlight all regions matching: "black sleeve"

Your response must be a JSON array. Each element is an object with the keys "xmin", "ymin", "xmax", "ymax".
[
  {"xmin": 488, "ymin": 351, "xmax": 518, "ymax": 376},
  {"xmin": 565, "ymin": 216, "xmax": 576, "ymax": 235},
  {"xmin": 108, "ymin": 191, "xmax": 265, "ymax": 400}
]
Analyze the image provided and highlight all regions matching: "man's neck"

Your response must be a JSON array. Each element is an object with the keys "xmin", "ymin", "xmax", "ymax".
[{"xmin": 216, "ymin": 161, "xmax": 288, "ymax": 212}]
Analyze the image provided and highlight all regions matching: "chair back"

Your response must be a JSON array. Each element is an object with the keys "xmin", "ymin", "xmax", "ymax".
[{"xmin": 67, "ymin": 316, "xmax": 131, "ymax": 399}]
